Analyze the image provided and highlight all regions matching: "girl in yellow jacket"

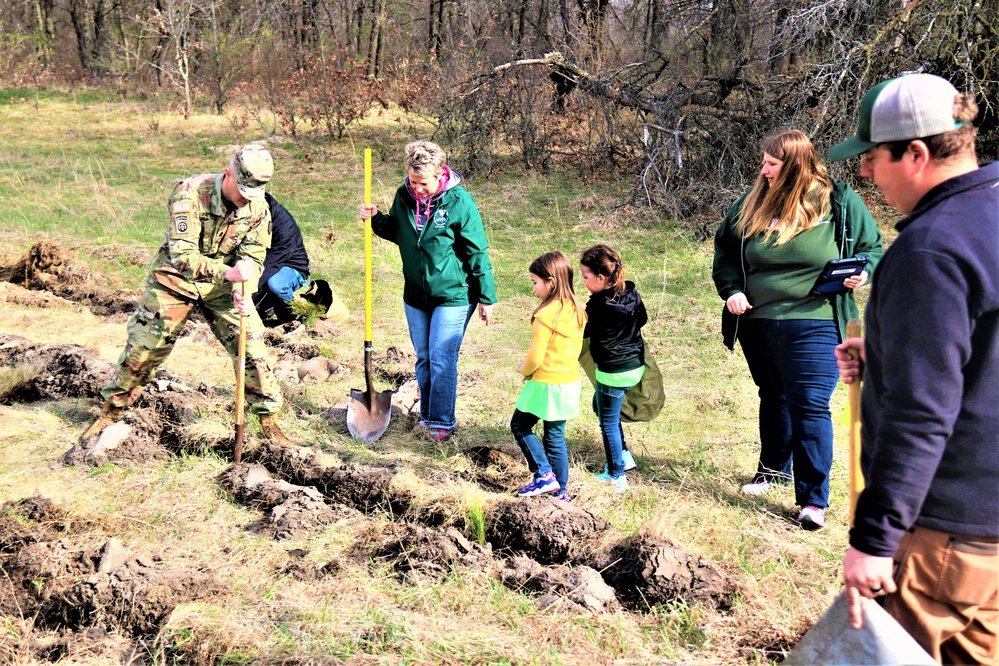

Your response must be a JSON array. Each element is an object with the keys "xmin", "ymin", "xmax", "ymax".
[{"xmin": 512, "ymin": 251, "xmax": 587, "ymax": 501}]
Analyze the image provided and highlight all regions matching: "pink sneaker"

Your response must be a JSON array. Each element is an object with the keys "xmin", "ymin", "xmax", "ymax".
[
  {"xmin": 427, "ymin": 428, "xmax": 451, "ymax": 442},
  {"xmin": 796, "ymin": 505, "xmax": 826, "ymax": 530}
]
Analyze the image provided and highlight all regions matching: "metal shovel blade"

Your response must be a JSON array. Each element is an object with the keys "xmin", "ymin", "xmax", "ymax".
[
  {"xmin": 346, "ymin": 349, "xmax": 393, "ymax": 443},
  {"xmin": 346, "ymin": 387, "xmax": 394, "ymax": 443}
]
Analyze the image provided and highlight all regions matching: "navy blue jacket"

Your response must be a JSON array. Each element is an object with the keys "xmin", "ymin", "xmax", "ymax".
[
  {"xmin": 256, "ymin": 193, "xmax": 310, "ymax": 298},
  {"xmin": 584, "ymin": 281, "xmax": 648, "ymax": 373},
  {"xmin": 851, "ymin": 162, "xmax": 999, "ymax": 557}
]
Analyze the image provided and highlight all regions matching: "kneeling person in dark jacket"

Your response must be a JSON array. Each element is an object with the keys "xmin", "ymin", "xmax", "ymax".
[{"xmin": 253, "ymin": 193, "xmax": 348, "ymax": 327}]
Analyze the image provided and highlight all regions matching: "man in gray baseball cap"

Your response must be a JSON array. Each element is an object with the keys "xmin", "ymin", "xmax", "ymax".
[{"xmin": 831, "ymin": 73, "xmax": 999, "ymax": 663}]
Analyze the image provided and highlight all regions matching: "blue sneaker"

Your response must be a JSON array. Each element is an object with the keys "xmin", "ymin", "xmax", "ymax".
[
  {"xmin": 553, "ymin": 490, "xmax": 570, "ymax": 502},
  {"xmin": 593, "ymin": 470, "xmax": 613, "ymax": 482},
  {"xmin": 518, "ymin": 472, "xmax": 560, "ymax": 497},
  {"xmin": 603, "ymin": 450, "xmax": 637, "ymax": 475}
]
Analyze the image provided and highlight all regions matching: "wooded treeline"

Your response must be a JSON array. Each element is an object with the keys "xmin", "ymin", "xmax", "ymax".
[{"xmin": 2, "ymin": 0, "xmax": 997, "ymax": 220}]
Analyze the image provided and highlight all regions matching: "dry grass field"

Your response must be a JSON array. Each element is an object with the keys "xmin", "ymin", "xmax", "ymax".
[{"xmin": 0, "ymin": 88, "xmax": 890, "ymax": 665}]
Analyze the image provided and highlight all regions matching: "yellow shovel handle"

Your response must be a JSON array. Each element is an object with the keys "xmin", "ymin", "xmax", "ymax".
[{"xmin": 364, "ymin": 148, "xmax": 373, "ymax": 343}]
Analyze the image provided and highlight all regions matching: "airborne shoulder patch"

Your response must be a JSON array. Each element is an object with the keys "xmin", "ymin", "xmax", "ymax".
[{"xmin": 174, "ymin": 215, "xmax": 189, "ymax": 234}]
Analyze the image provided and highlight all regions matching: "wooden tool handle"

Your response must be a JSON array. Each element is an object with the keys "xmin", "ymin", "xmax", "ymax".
[{"xmin": 846, "ymin": 318, "xmax": 863, "ymax": 526}]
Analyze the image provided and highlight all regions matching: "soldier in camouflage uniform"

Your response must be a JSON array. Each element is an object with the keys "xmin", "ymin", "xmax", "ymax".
[{"xmin": 82, "ymin": 143, "xmax": 292, "ymax": 445}]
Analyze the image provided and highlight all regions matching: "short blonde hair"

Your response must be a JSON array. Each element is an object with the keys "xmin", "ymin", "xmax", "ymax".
[{"xmin": 404, "ymin": 140, "xmax": 446, "ymax": 179}]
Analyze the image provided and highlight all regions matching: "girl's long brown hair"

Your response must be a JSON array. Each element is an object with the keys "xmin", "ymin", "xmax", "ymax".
[
  {"xmin": 737, "ymin": 130, "xmax": 832, "ymax": 245},
  {"xmin": 579, "ymin": 244, "xmax": 626, "ymax": 299},
  {"xmin": 530, "ymin": 250, "xmax": 587, "ymax": 328}
]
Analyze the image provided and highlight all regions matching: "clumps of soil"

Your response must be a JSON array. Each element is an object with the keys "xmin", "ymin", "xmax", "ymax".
[
  {"xmin": 2, "ymin": 240, "xmax": 137, "ymax": 316},
  {"xmin": 373, "ymin": 346, "xmax": 416, "ymax": 387},
  {"xmin": 500, "ymin": 555, "xmax": 620, "ymax": 613},
  {"xmin": 0, "ymin": 281, "xmax": 76, "ymax": 309},
  {"xmin": 371, "ymin": 523, "xmax": 492, "ymax": 579},
  {"xmin": 0, "ymin": 334, "xmax": 115, "ymax": 403},
  {"xmin": 0, "ymin": 333, "xmax": 226, "ymax": 466},
  {"xmin": 0, "ymin": 497, "xmax": 223, "ymax": 645},
  {"xmin": 486, "ymin": 499, "xmax": 610, "ymax": 565},
  {"xmin": 216, "ymin": 463, "xmax": 359, "ymax": 541},
  {"xmin": 0, "ymin": 496, "xmax": 77, "ymax": 552},
  {"xmin": 251, "ymin": 440, "xmax": 413, "ymax": 516},
  {"xmin": 63, "ymin": 380, "xmax": 212, "ymax": 467},
  {"xmin": 1, "ymin": 539, "xmax": 104, "ymax": 620},
  {"xmin": 19, "ymin": 626, "xmax": 137, "ymax": 665},
  {"xmin": 45, "ymin": 553, "xmax": 224, "ymax": 635},
  {"xmin": 594, "ymin": 534, "xmax": 739, "ymax": 611},
  {"xmin": 295, "ymin": 357, "xmax": 348, "ymax": 383},
  {"xmin": 463, "ymin": 445, "xmax": 525, "ymax": 493}
]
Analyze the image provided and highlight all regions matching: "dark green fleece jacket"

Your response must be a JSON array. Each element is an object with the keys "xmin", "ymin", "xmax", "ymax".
[
  {"xmin": 713, "ymin": 180, "xmax": 884, "ymax": 349},
  {"xmin": 372, "ymin": 172, "xmax": 497, "ymax": 310}
]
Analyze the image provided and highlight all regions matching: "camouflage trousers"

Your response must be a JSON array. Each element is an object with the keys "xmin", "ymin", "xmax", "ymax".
[{"xmin": 102, "ymin": 281, "xmax": 283, "ymax": 415}]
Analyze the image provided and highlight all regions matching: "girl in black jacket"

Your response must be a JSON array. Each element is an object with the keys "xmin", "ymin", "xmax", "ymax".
[{"xmin": 581, "ymin": 245, "xmax": 648, "ymax": 494}]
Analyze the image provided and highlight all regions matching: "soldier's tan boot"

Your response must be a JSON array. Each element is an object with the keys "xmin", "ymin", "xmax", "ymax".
[
  {"xmin": 80, "ymin": 402, "xmax": 124, "ymax": 442},
  {"xmin": 260, "ymin": 413, "xmax": 293, "ymax": 445}
]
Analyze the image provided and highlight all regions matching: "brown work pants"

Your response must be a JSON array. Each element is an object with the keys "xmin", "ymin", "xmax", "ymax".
[{"xmin": 885, "ymin": 525, "xmax": 999, "ymax": 665}]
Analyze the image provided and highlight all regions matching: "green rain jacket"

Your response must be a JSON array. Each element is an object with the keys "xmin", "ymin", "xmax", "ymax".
[
  {"xmin": 713, "ymin": 180, "xmax": 884, "ymax": 349},
  {"xmin": 371, "ymin": 170, "xmax": 497, "ymax": 310}
]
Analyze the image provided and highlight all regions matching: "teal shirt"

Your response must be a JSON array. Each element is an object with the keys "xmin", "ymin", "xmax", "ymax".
[{"xmin": 744, "ymin": 219, "xmax": 836, "ymax": 320}]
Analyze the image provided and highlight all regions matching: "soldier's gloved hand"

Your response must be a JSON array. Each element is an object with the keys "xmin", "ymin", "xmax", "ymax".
[
  {"xmin": 224, "ymin": 259, "xmax": 257, "ymax": 283},
  {"xmin": 267, "ymin": 266, "xmax": 307, "ymax": 302}
]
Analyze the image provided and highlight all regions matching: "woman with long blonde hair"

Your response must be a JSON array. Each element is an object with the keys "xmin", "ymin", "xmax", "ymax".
[{"xmin": 713, "ymin": 129, "xmax": 884, "ymax": 530}]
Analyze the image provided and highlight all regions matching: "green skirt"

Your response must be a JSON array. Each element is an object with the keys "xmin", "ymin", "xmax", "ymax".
[{"xmin": 515, "ymin": 380, "xmax": 581, "ymax": 421}]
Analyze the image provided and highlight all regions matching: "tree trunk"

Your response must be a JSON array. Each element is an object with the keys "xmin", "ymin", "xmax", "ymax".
[{"xmin": 366, "ymin": 0, "xmax": 383, "ymax": 77}]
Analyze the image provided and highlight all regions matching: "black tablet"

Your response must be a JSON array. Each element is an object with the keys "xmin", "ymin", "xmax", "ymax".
[{"xmin": 811, "ymin": 256, "xmax": 870, "ymax": 295}]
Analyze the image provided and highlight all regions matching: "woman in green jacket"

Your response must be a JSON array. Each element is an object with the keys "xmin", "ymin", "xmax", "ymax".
[
  {"xmin": 360, "ymin": 140, "xmax": 497, "ymax": 442},
  {"xmin": 712, "ymin": 129, "xmax": 883, "ymax": 530}
]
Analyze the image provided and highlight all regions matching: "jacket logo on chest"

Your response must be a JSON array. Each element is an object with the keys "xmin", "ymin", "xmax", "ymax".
[{"xmin": 432, "ymin": 210, "xmax": 449, "ymax": 228}]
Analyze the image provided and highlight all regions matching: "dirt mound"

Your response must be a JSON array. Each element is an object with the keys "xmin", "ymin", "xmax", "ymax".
[
  {"xmin": 64, "ymin": 407, "xmax": 169, "ymax": 467},
  {"xmin": 463, "ymin": 446, "xmax": 525, "ymax": 493},
  {"xmin": 0, "ymin": 496, "xmax": 76, "ymax": 553},
  {"xmin": 3, "ymin": 240, "xmax": 137, "ymax": 316},
  {"xmin": 372, "ymin": 523, "xmax": 492, "ymax": 579},
  {"xmin": 5, "ymin": 239, "xmax": 78, "ymax": 288},
  {"xmin": 43, "ymin": 553, "xmax": 225, "ymax": 635},
  {"xmin": 594, "ymin": 534, "xmax": 739, "ymax": 611},
  {"xmin": 1, "ymin": 539, "xmax": 104, "ymax": 619},
  {"xmin": 486, "ymin": 499, "xmax": 610, "ymax": 565},
  {"xmin": 296, "ymin": 356, "xmax": 348, "ymax": 383},
  {"xmin": 0, "ymin": 281, "xmax": 77, "ymax": 309},
  {"xmin": 0, "ymin": 334, "xmax": 115, "ymax": 403},
  {"xmin": 252, "ymin": 440, "xmax": 413, "ymax": 516},
  {"xmin": 22, "ymin": 626, "xmax": 137, "ymax": 664},
  {"xmin": 217, "ymin": 463, "xmax": 359, "ymax": 541},
  {"xmin": 500, "ymin": 555, "xmax": 620, "ymax": 613},
  {"xmin": 63, "ymin": 375, "xmax": 222, "ymax": 466}
]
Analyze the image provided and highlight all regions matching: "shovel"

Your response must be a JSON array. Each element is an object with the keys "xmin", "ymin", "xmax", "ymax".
[
  {"xmin": 846, "ymin": 318, "xmax": 864, "ymax": 526},
  {"xmin": 234, "ymin": 281, "xmax": 247, "ymax": 463},
  {"xmin": 347, "ymin": 148, "xmax": 393, "ymax": 443}
]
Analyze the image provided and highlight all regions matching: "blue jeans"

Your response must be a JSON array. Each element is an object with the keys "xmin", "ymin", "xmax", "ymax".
[
  {"xmin": 593, "ymin": 381, "xmax": 634, "ymax": 478},
  {"xmin": 737, "ymin": 318, "xmax": 840, "ymax": 508},
  {"xmin": 510, "ymin": 409, "xmax": 568, "ymax": 491},
  {"xmin": 404, "ymin": 302, "xmax": 476, "ymax": 431}
]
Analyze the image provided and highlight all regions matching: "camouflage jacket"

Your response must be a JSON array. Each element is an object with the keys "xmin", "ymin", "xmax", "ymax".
[{"xmin": 148, "ymin": 173, "xmax": 272, "ymax": 299}]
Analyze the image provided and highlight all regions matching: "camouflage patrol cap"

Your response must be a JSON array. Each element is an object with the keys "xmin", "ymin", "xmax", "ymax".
[{"xmin": 233, "ymin": 143, "xmax": 273, "ymax": 202}]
